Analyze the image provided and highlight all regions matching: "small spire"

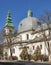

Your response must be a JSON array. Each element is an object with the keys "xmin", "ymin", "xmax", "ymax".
[
  {"xmin": 28, "ymin": 10, "xmax": 33, "ymax": 17},
  {"xmin": 7, "ymin": 10, "xmax": 11, "ymax": 17},
  {"xmin": 5, "ymin": 11, "xmax": 14, "ymax": 27},
  {"xmin": 6, "ymin": 10, "xmax": 12, "ymax": 23}
]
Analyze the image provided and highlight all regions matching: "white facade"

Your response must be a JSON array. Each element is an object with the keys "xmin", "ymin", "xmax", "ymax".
[
  {"xmin": 3, "ymin": 10, "xmax": 51, "ymax": 61},
  {"xmin": 3, "ymin": 29, "xmax": 51, "ymax": 60}
]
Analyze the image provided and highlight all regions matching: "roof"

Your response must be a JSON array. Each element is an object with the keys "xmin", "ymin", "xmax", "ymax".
[
  {"xmin": 18, "ymin": 10, "xmax": 40, "ymax": 33},
  {"xmin": 5, "ymin": 22, "xmax": 14, "ymax": 27},
  {"xmin": 5, "ymin": 11, "xmax": 14, "ymax": 28}
]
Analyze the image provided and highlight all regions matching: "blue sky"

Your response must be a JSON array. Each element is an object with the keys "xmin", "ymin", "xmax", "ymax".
[{"xmin": 0, "ymin": 0, "xmax": 51, "ymax": 31}]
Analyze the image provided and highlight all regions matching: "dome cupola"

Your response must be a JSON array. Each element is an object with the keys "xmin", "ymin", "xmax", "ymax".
[{"xmin": 18, "ymin": 10, "xmax": 40, "ymax": 33}]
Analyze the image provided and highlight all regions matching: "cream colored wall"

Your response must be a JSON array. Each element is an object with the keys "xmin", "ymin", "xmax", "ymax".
[
  {"xmin": 4, "ymin": 27, "xmax": 14, "ymax": 35},
  {"xmin": 3, "ymin": 48, "xmax": 10, "ymax": 58},
  {"xmin": 27, "ymin": 42, "xmax": 48, "ymax": 55},
  {"xmin": 12, "ymin": 46, "xmax": 22, "ymax": 60},
  {"xmin": 3, "ymin": 29, "xmax": 50, "ymax": 60},
  {"xmin": 19, "ymin": 31, "xmax": 32, "ymax": 41}
]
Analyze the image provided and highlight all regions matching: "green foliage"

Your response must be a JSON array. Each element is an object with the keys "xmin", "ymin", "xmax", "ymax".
[
  {"xmin": 5, "ymin": 52, "xmax": 8, "ymax": 57},
  {"xmin": 4, "ymin": 52, "xmax": 8, "ymax": 60},
  {"xmin": 20, "ymin": 47, "xmax": 28, "ymax": 60},
  {"xmin": 32, "ymin": 46, "xmax": 41, "ymax": 61}
]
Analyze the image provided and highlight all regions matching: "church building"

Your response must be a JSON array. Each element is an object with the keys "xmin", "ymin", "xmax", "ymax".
[{"xmin": 3, "ymin": 10, "xmax": 51, "ymax": 61}]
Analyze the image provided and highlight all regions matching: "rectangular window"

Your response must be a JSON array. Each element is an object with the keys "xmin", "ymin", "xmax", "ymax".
[
  {"xmin": 40, "ymin": 45, "xmax": 42, "ymax": 49},
  {"xmin": 33, "ymin": 46, "xmax": 34, "ymax": 50}
]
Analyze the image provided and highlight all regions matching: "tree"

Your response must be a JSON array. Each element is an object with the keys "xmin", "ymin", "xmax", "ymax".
[
  {"xmin": 0, "ymin": 30, "xmax": 4, "ymax": 59},
  {"xmin": 20, "ymin": 47, "xmax": 28, "ymax": 60},
  {"xmin": 0, "ymin": 30, "xmax": 4, "ymax": 44},
  {"xmin": 6, "ymin": 34, "xmax": 14, "ymax": 60},
  {"xmin": 4, "ymin": 52, "xmax": 8, "ymax": 59},
  {"xmin": 0, "ymin": 44, "xmax": 3, "ymax": 59},
  {"xmin": 32, "ymin": 46, "xmax": 41, "ymax": 61},
  {"xmin": 39, "ymin": 11, "xmax": 51, "ymax": 60},
  {"xmin": 39, "ymin": 11, "xmax": 51, "ymax": 35}
]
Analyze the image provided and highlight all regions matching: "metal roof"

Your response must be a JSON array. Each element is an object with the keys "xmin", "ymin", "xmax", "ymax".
[{"xmin": 18, "ymin": 16, "xmax": 40, "ymax": 33}]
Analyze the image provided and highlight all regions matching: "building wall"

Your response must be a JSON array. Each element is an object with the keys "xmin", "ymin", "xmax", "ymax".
[
  {"xmin": 3, "ymin": 29, "xmax": 51, "ymax": 60},
  {"xmin": 19, "ymin": 31, "xmax": 32, "ymax": 41}
]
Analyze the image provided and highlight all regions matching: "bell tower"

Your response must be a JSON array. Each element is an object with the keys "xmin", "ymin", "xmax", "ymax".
[{"xmin": 4, "ymin": 11, "xmax": 14, "ymax": 35}]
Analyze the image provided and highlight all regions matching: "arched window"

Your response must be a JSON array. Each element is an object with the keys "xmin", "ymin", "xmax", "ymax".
[
  {"xmin": 40, "ymin": 45, "xmax": 42, "ymax": 49},
  {"xmin": 26, "ymin": 34, "xmax": 29, "ymax": 40},
  {"xmin": 33, "ymin": 46, "xmax": 34, "ymax": 50},
  {"xmin": 20, "ymin": 23, "xmax": 22, "ymax": 28},
  {"xmin": 47, "ymin": 42, "xmax": 49, "ymax": 47}
]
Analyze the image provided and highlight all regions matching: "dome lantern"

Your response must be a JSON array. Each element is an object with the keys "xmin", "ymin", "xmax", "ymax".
[{"xmin": 28, "ymin": 10, "xmax": 33, "ymax": 17}]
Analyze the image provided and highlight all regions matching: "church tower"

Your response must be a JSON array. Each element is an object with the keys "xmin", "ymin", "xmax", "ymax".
[{"xmin": 4, "ymin": 11, "xmax": 14, "ymax": 35}]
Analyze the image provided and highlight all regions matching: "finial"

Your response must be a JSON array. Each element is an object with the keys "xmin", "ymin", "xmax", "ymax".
[
  {"xmin": 7, "ymin": 10, "xmax": 11, "ymax": 17},
  {"xmin": 28, "ymin": 10, "xmax": 33, "ymax": 17}
]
